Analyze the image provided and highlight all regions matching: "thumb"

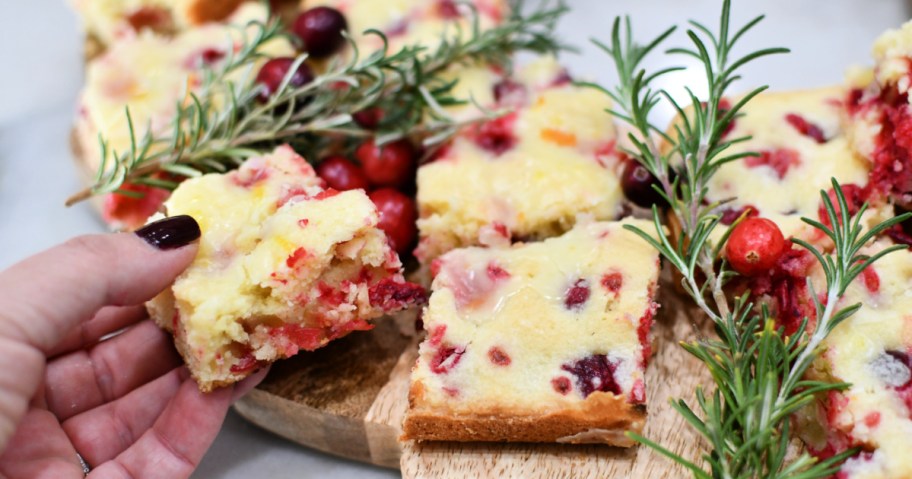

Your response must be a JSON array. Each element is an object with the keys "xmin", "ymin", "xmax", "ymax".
[{"xmin": 0, "ymin": 215, "xmax": 200, "ymax": 353}]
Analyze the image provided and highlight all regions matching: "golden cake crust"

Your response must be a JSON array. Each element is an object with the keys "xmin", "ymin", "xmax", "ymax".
[{"xmin": 403, "ymin": 382, "xmax": 645, "ymax": 445}]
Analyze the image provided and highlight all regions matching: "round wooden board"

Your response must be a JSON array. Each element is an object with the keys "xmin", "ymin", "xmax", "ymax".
[{"xmin": 233, "ymin": 280, "xmax": 718, "ymax": 478}]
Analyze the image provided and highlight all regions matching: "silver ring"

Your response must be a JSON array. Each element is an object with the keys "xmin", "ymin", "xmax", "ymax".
[{"xmin": 77, "ymin": 452, "xmax": 90, "ymax": 476}]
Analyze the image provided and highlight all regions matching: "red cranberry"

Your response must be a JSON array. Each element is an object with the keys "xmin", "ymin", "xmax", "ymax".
[
  {"xmin": 316, "ymin": 156, "xmax": 370, "ymax": 191},
  {"xmin": 200, "ymin": 48, "xmax": 225, "ymax": 65},
  {"xmin": 428, "ymin": 325, "xmax": 446, "ymax": 346},
  {"xmin": 367, "ymin": 277, "xmax": 427, "ymax": 310},
  {"xmin": 601, "ymin": 272, "xmax": 623, "ymax": 294},
  {"xmin": 725, "ymin": 218, "xmax": 787, "ymax": 276},
  {"xmin": 561, "ymin": 354, "xmax": 621, "ymax": 398},
  {"xmin": 271, "ymin": 324, "xmax": 325, "ymax": 352},
  {"xmin": 719, "ymin": 205, "xmax": 758, "ymax": 225},
  {"xmin": 102, "ymin": 183, "xmax": 170, "ymax": 229},
  {"xmin": 785, "ymin": 113, "xmax": 827, "ymax": 143},
  {"xmin": 285, "ymin": 247, "xmax": 311, "ymax": 269},
  {"xmin": 551, "ymin": 376, "xmax": 572, "ymax": 395},
  {"xmin": 474, "ymin": 113, "xmax": 518, "ymax": 155},
  {"xmin": 229, "ymin": 350, "xmax": 262, "ymax": 373},
  {"xmin": 255, "ymin": 57, "xmax": 315, "ymax": 103},
  {"xmin": 352, "ymin": 108, "xmax": 384, "ymax": 129},
  {"xmin": 744, "ymin": 149, "xmax": 800, "ymax": 179},
  {"xmin": 355, "ymin": 139, "xmax": 417, "ymax": 188},
  {"xmin": 564, "ymin": 279, "xmax": 591, "ymax": 310},
  {"xmin": 492, "ymin": 79, "xmax": 527, "ymax": 106},
  {"xmin": 718, "ymin": 98, "xmax": 736, "ymax": 138},
  {"xmin": 486, "ymin": 262, "xmax": 510, "ymax": 281},
  {"xmin": 430, "ymin": 345, "xmax": 465, "ymax": 374},
  {"xmin": 293, "ymin": 7, "xmax": 348, "ymax": 58},
  {"xmin": 621, "ymin": 161, "xmax": 665, "ymax": 208},
  {"xmin": 862, "ymin": 265, "xmax": 880, "ymax": 293},
  {"xmin": 369, "ymin": 188, "xmax": 418, "ymax": 255},
  {"xmin": 487, "ymin": 347, "xmax": 511, "ymax": 366},
  {"xmin": 438, "ymin": 0, "xmax": 461, "ymax": 18}
]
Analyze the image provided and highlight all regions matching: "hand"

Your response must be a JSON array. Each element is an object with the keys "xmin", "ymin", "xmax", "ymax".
[{"xmin": 0, "ymin": 216, "xmax": 267, "ymax": 479}]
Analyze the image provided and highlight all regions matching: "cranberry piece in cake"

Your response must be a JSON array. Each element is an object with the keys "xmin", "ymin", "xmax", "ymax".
[
  {"xmin": 293, "ymin": 7, "xmax": 348, "ymax": 58},
  {"xmin": 102, "ymin": 182, "xmax": 171, "ymax": 230},
  {"xmin": 785, "ymin": 113, "xmax": 827, "ymax": 143},
  {"xmin": 564, "ymin": 279, "xmax": 591, "ymax": 310},
  {"xmin": 145, "ymin": 145, "xmax": 425, "ymax": 392},
  {"xmin": 562, "ymin": 354, "xmax": 621, "ymax": 398},
  {"xmin": 404, "ymin": 220, "xmax": 660, "ymax": 445},
  {"xmin": 744, "ymin": 149, "xmax": 801, "ymax": 179},
  {"xmin": 473, "ymin": 113, "xmax": 518, "ymax": 155}
]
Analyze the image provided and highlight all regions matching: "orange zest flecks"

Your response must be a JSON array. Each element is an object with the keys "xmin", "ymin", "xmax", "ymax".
[{"xmin": 540, "ymin": 128, "xmax": 577, "ymax": 147}]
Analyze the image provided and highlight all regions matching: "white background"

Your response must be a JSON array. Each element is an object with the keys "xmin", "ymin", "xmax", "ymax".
[{"xmin": 0, "ymin": 1, "xmax": 909, "ymax": 477}]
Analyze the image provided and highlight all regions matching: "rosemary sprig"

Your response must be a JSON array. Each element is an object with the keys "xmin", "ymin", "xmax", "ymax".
[
  {"xmin": 67, "ymin": 0, "xmax": 569, "ymax": 205},
  {"xmin": 592, "ymin": 2, "xmax": 912, "ymax": 478}
]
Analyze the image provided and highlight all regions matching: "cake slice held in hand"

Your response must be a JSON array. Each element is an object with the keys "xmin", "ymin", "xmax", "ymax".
[
  {"xmin": 146, "ymin": 145, "xmax": 426, "ymax": 392},
  {"xmin": 403, "ymin": 219, "xmax": 660, "ymax": 445}
]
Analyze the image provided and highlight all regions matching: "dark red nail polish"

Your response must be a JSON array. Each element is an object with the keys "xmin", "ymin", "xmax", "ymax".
[{"xmin": 135, "ymin": 215, "xmax": 200, "ymax": 250}]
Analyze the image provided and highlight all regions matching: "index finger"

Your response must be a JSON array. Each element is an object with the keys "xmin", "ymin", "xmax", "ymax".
[{"xmin": 0, "ymin": 215, "xmax": 200, "ymax": 353}]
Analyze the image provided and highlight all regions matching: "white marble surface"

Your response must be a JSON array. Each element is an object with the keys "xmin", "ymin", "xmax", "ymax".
[{"xmin": 0, "ymin": 1, "xmax": 909, "ymax": 478}]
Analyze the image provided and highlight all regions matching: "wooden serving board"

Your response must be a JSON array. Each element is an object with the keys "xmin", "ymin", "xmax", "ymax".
[
  {"xmin": 73, "ymin": 125, "xmax": 713, "ymax": 477},
  {"xmin": 234, "ymin": 278, "xmax": 715, "ymax": 478},
  {"xmin": 69, "ymin": 127, "xmax": 711, "ymax": 476}
]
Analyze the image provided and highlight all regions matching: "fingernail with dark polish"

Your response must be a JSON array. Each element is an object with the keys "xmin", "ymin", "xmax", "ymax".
[{"xmin": 135, "ymin": 215, "xmax": 201, "ymax": 250}]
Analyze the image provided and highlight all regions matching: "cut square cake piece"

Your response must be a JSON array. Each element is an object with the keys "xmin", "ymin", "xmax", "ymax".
[
  {"xmin": 146, "ymin": 145, "xmax": 426, "ymax": 392},
  {"xmin": 403, "ymin": 219, "xmax": 660, "ymax": 445},
  {"xmin": 794, "ymin": 242, "xmax": 912, "ymax": 479},
  {"xmin": 74, "ymin": 3, "xmax": 294, "ymax": 229},
  {"xmin": 414, "ymin": 57, "xmax": 625, "ymax": 262},
  {"xmin": 697, "ymin": 87, "xmax": 872, "ymax": 242}
]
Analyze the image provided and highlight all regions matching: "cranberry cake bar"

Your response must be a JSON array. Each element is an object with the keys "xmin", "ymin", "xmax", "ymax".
[
  {"xmin": 403, "ymin": 219, "xmax": 660, "ymax": 445},
  {"xmin": 795, "ymin": 242, "xmax": 912, "ymax": 479},
  {"xmin": 700, "ymin": 87, "xmax": 870, "ymax": 242},
  {"xmin": 75, "ymin": 3, "xmax": 293, "ymax": 229},
  {"xmin": 146, "ymin": 145, "xmax": 426, "ymax": 392},
  {"xmin": 414, "ymin": 57, "xmax": 625, "ymax": 262}
]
